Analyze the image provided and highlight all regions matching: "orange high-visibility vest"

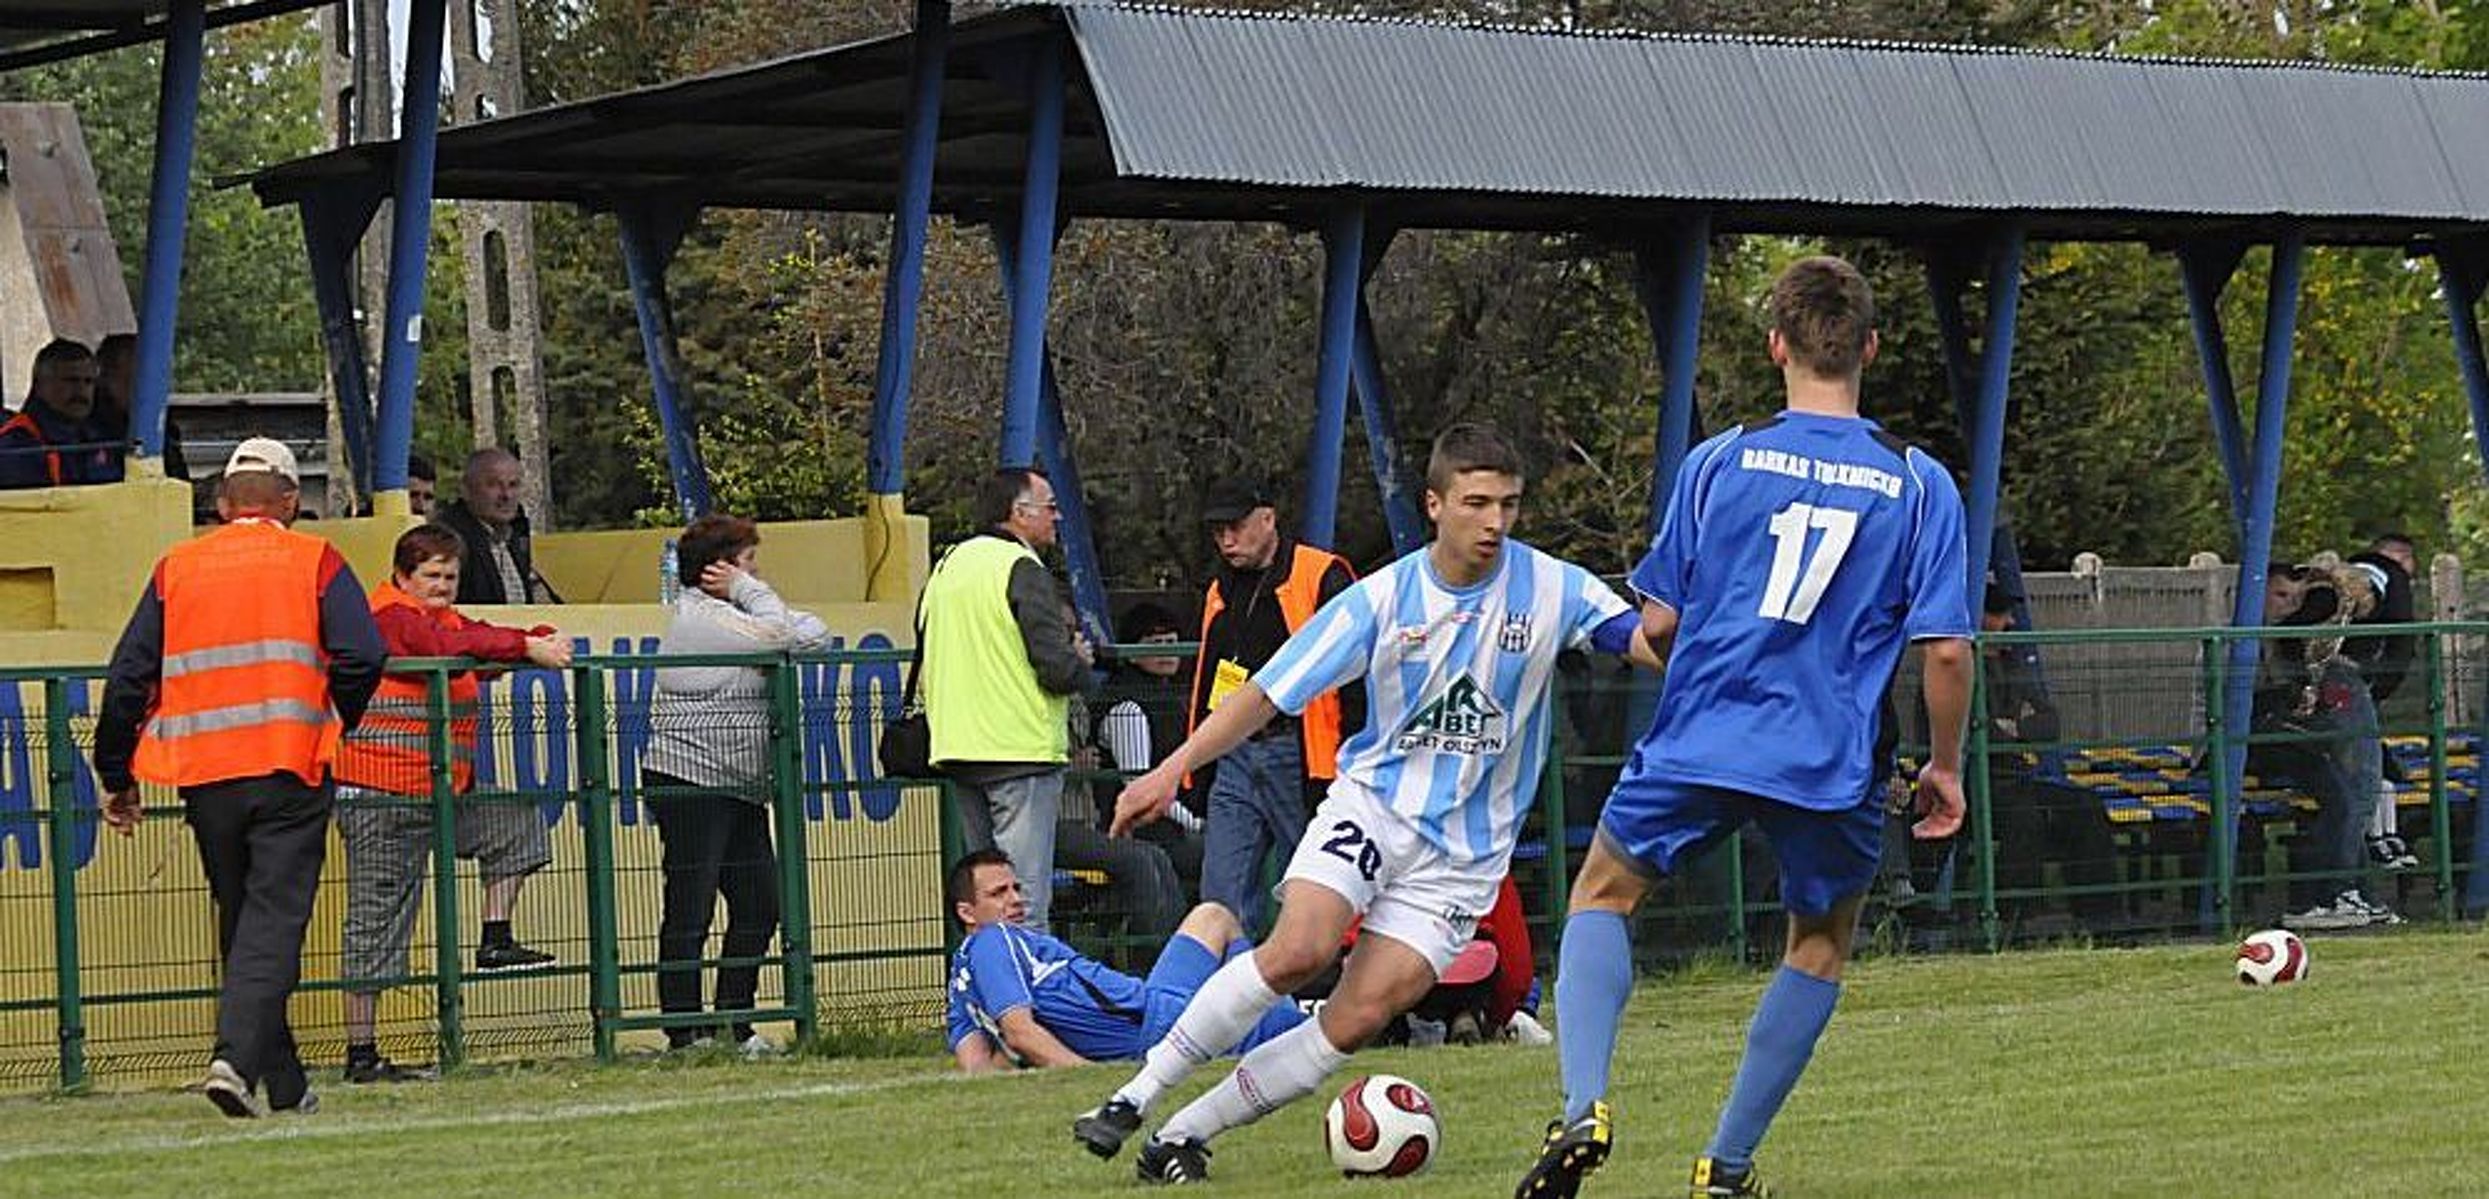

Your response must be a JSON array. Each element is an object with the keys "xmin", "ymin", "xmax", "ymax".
[
  {"xmin": 132, "ymin": 520, "xmax": 340, "ymax": 788},
  {"xmin": 332, "ymin": 582, "xmax": 480, "ymax": 797},
  {"xmin": 1191, "ymin": 543, "xmax": 1352, "ymax": 779},
  {"xmin": 0, "ymin": 410, "xmax": 64, "ymax": 486}
]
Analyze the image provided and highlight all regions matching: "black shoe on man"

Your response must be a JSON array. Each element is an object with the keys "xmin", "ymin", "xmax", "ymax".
[
  {"xmin": 1135, "ymin": 1136, "xmax": 1212, "ymax": 1185},
  {"xmin": 1074, "ymin": 1098, "xmax": 1143, "ymax": 1159},
  {"xmin": 475, "ymin": 940, "xmax": 558, "ymax": 972},
  {"xmin": 1515, "ymin": 1100, "xmax": 1612, "ymax": 1199}
]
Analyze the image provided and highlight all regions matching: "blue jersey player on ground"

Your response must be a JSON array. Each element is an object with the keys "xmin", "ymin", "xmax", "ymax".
[
  {"xmin": 1071, "ymin": 424, "xmax": 1662, "ymax": 1185},
  {"xmin": 946, "ymin": 848, "xmax": 1303, "ymax": 1073},
  {"xmin": 1516, "ymin": 256, "xmax": 1976, "ymax": 1199}
]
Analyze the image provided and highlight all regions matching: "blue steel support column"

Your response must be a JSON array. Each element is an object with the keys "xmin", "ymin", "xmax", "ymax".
[
  {"xmin": 369, "ymin": 0, "xmax": 449, "ymax": 509},
  {"xmin": 1350, "ymin": 299, "xmax": 1423, "ymax": 554},
  {"xmin": 866, "ymin": 0, "xmax": 951, "ymax": 497},
  {"xmin": 992, "ymin": 222, "xmax": 1111, "ymax": 649},
  {"xmin": 127, "ymin": 0, "xmax": 206, "ymax": 464},
  {"xmin": 615, "ymin": 199, "xmax": 715, "ymax": 521},
  {"xmin": 1035, "ymin": 360, "xmax": 1112, "ymax": 650},
  {"xmin": 1301, "ymin": 204, "xmax": 1366, "ymax": 550},
  {"xmin": 2435, "ymin": 242, "xmax": 2489, "ymax": 917},
  {"xmin": 300, "ymin": 184, "xmax": 384, "ymax": 495},
  {"xmin": 1961, "ymin": 227, "xmax": 2025, "ymax": 605},
  {"xmin": 2213, "ymin": 235, "xmax": 2307, "ymax": 930},
  {"xmin": 998, "ymin": 42, "xmax": 1064, "ymax": 468},
  {"xmin": 2178, "ymin": 242, "xmax": 2253, "ymax": 528},
  {"xmin": 1631, "ymin": 212, "xmax": 1712, "ymax": 531},
  {"xmin": 1926, "ymin": 243, "xmax": 2033, "ymax": 625}
]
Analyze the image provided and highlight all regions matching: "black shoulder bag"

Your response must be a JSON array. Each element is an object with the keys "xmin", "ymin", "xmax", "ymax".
[{"xmin": 876, "ymin": 552, "xmax": 942, "ymax": 778}]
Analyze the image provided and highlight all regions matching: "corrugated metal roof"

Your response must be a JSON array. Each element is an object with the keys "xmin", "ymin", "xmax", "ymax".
[
  {"xmin": 1064, "ymin": 3, "xmax": 2489, "ymax": 225},
  {"xmin": 245, "ymin": 2, "xmax": 2489, "ymax": 244}
]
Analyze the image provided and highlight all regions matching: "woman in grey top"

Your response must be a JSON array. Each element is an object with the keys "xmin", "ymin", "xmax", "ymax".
[{"xmin": 642, "ymin": 514, "xmax": 833, "ymax": 1053}]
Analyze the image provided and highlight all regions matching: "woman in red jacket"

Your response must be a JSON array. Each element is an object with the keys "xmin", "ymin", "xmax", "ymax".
[{"xmin": 332, "ymin": 523, "xmax": 572, "ymax": 1083}]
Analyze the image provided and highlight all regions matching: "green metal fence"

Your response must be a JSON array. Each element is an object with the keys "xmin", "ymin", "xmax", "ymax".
[{"xmin": 2, "ymin": 627, "xmax": 2482, "ymax": 1094}]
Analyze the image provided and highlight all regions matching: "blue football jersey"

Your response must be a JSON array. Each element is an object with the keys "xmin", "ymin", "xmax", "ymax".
[
  {"xmin": 946, "ymin": 925, "xmax": 1149, "ymax": 1063},
  {"xmin": 1629, "ymin": 412, "xmax": 1972, "ymax": 808}
]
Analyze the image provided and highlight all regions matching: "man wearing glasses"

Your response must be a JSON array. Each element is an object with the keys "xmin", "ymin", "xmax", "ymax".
[{"xmin": 921, "ymin": 467, "xmax": 1096, "ymax": 931}]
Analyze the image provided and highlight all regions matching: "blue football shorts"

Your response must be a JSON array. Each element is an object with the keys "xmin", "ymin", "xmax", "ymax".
[{"xmin": 1597, "ymin": 776, "xmax": 1883, "ymax": 917}]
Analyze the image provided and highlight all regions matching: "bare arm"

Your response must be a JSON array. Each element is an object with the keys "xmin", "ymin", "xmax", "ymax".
[
  {"xmin": 1111, "ymin": 683, "xmax": 1281, "ymax": 836},
  {"xmin": 1637, "ymin": 600, "xmax": 1678, "ymax": 665},
  {"xmin": 994, "ymin": 1008, "xmax": 1091, "ymax": 1069},
  {"xmin": 1911, "ymin": 636, "xmax": 1974, "ymax": 839},
  {"xmin": 953, "ymin": 1032, "xmax": 1008, "ymax": 1074}
]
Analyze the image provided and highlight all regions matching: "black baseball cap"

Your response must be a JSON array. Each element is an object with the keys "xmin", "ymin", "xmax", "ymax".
[{"xmin": 1201, "ymin": 478, "xmax": 1273, "ymax": 525}]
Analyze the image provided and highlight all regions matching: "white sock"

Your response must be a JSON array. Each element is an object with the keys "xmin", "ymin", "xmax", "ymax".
[
  {"xmin": 1157, "ymin": 1018, "xmax": 1350, "ymax": 1146},
  {"xmin": 2370, "ymin": 778, "xmax": 2399, "ymax": 838},
  {"xmin": 1113, "ymin": 953, "xmax": 1281, "ymax": 1113}
]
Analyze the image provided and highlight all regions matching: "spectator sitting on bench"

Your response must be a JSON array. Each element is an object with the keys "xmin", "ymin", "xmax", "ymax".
[
  {"xmin": 1971, "ymin": 584, "xmax": 2120, "ymax": 932},
  {"xmin": 2256, "ymin": 563, "xmax": 2401, "ymax": 930},
  {"xmin": 1058, "ymin": 641, "xmax": 1186, "ymax": 940},
  {"xmin": 1096, "ymin": 602, "xmax": 1206, "ymax": 894}
]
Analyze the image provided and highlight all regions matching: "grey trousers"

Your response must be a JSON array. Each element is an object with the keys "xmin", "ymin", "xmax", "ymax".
[{"xmin": 952, "ymin": 769, "xmax": 1065, "ymax": 932}]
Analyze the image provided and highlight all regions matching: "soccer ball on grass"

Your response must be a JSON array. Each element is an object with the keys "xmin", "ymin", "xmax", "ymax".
[
  {"xmin": 1323, "ymin": 1074, "xmax": 1439, "ymax": 1178},
  {"xmin": 2235, "ymin": 928, "xmax": 2309, "ymax": 987}
]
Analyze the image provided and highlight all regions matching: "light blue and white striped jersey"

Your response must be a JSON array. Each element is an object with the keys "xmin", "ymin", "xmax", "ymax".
[{"xmin": 1256, "ymin": 540, "xmax": 1634, "ymax": 865}]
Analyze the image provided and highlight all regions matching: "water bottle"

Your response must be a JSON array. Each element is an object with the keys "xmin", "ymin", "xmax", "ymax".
[{"xmin": 658, "ymin": 538, "xmax": 681, "ymax": 606}]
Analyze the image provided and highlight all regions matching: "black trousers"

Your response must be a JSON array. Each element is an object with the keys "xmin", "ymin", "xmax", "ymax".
[
  {"xmin": 644, "ymin": 774, "xmax": 781, "ymax": 1044},
  {"xmin": 183, "ymin": 772, "xmax": 331, "ymax": 1106}
]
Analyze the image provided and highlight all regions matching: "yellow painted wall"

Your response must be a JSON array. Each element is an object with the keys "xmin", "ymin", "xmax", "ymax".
[
  {"xmin": 0, "ymin": 479, "xmax": 191, "ymax": 637},
  {"xmin": 0, "ymin": 494, "xmax": 938, "ymax": 1090}
]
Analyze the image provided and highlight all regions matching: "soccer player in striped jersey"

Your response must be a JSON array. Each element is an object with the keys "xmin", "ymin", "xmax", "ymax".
[
  {"xmin": 1073, "ymin": 424, "xmax": 1659, "ymax": 1185},
  {"xmin": 1516, "ymin": 256, "xmax": 1975, "ymax": 1199}
]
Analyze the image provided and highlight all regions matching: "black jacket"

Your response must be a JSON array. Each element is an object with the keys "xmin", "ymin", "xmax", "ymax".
[
  {"xmin": 2342, "ymin": 550, "xmax": 2416, "ymax": 705},
  {"xmin": 438, "ymin": 499, "xmax": 548, "ymax": 605}
]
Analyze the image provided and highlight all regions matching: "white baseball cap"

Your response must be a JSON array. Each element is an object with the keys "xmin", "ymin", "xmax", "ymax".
[{"xmin": 223, "ymin": 437, "xmax": 300, "ymax": 483}]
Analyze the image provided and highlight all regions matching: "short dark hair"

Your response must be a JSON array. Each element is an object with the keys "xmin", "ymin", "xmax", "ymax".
[
  {"xmin": 1117, "ymin": 601, "xmax": 1183, "ymax": 644},
  {"xmin": 95, "ymin": 333, "xmax": 137, "ymax": 370},
  {"xmin": 975, "ymin": 467, "xmax": 1048, "ymax": 529},
  {"xmin": 677, "ymin": 513, "xmax": 760, "ymax": 587},
  {"xmin": 1769, "ymin": 256, "xmax": 1877, "ymax": 377},
  {"xmin": 31, "ymin": 338, "xmax": 93, "ymax": 382},
  {"xmin": 1425, "ymin": 423, "xmax": 1523, "ymax": 494},
  {"xmin": 946, "ymin": 848, "xmax": 1014, "ymax": 910},
  {"xmin": 393, "ymin": 523, "xmax": 466, "ymax": 577},
  {"xmin": 407, "ymin": 451, "xmax": 436, "ymax": 484}
]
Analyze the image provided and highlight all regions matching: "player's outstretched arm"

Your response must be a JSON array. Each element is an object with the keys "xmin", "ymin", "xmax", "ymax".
[
  {"xmin": 1111, "ymin": 683, "xmax": 1280, "ymax": 835},
  {"xmin": 995, "ymin": 1008, "xmax": 1092, "ymax": 1069},
  {"xmin": 1912, "ymin": 636, "xmax": 1974, "ymax": 839}
]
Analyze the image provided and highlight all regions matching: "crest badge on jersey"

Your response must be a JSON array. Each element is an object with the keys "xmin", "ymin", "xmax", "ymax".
[{"xmin": 1497, "ymin": 613, "xmax": 1532, "ymax": 654}]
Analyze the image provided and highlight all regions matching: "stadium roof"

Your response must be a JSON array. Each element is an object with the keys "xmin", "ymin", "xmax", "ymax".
[
  {"xmin": 249, "ymin": 1, "xmax": 2489, "ymax": 246},
  {"xmin": 0, "ymin": 1, "xmax": 330, "ymax": 71}
]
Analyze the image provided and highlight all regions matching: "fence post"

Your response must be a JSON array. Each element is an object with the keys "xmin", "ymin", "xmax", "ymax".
[
  {"xmin": 43, "ymin": 678, "xmax": 86, "ymax": 1092},
  {"xmin": 1539, "ymin": 740, "xmax": 1571, "ymax": 934},
  {"xmin": 2425, "ymin": 631, "xmax": 2455, "ymax": 920},
  {"xmin": 1725, "ymin": 831, "xmax": 1749, "ymax": 965},
  {"xmin": 2201, "ymin": 634, "xmax": 2236, "ymax": 933},
  {"xmin": 573, "ymin": 664, "xmax": 622, "ymax": 1063},
  {"xmin": 769, "ymin": 657, "xmax": 818, "ymax": 1043},
  {"xmin": 1969, "ymin": 654, "xmax": 1999, "ymax": 951},
  {"xmin": 425, "ymin": 666, "xmax": 465, "ymax": 1069}
]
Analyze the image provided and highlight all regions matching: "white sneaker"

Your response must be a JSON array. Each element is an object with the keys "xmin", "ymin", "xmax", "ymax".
[
  {"xmin": 2367, "ymin": 836, "xmax": 2421, "ymax": 871},
  {"xmin": 738, "ymin": 1033, "xmax": 781, "ymax": 1060},
  {"xmin": 200, "ymin": 1059, "xmax": 261, "ymax": 1119},
  {"xmin": 2341, "ymin": 890, "xmax": 2405, "ymax": 926},
  {"xmin": 2283, "ymin": 901, "xmax": 2368, "ymax": 931},
  {"xmin": 1504, "ymin": 1010, "xmax": 1554, "ymax": 1046}
]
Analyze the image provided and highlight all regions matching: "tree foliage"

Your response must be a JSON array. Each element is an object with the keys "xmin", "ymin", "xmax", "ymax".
[{"xmin": 20, "ymin": 0, "xmax": 2489, "ymax": 587}]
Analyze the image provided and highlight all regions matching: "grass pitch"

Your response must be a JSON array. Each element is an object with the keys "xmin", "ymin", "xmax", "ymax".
[{"xmin": 3, "ymin": 929, "xmax": 2483, "ymax": 1198}]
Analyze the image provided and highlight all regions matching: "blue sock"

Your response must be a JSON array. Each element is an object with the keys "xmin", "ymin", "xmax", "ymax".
[
  {"xmin": 1555, "ymin": 910, "xmax": 1634, "ymax": 1123},
  {"xmin": 1706, "ymin": 965, "xmax": 1841, "ymax": 1170}
]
